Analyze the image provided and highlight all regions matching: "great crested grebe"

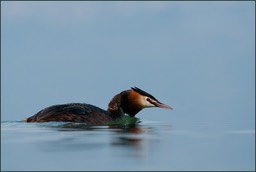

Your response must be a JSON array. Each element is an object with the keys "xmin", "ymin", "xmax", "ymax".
[{"xmin": 23, "ymin": 87, "xmax": 173, "ymax": 125}]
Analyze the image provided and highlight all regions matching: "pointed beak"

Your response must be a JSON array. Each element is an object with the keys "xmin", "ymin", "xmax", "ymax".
[{"xmin": 152, "ymin": 101, "xmax": 173, "ymax": 110}]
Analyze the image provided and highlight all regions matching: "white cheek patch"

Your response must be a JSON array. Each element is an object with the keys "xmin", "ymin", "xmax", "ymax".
[{"xmin": 142, "ymin": 97, "xmax": 155, "ymax": 108}]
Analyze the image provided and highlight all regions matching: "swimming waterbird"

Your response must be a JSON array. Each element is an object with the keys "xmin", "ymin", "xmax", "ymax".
[{"xmin": 23, "ymin": 87, "xmax": 172, "ymax": 125}]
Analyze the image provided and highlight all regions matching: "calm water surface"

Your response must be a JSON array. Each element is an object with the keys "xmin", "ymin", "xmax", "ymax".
[{"xmin": 1, "ymin": 118, "xmax": 255, "ymax": 171}]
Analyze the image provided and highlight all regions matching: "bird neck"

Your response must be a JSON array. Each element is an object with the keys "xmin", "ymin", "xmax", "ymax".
[
  {"xmin": 107, "ymin": 90, "xmax": 143, "ymax": 119},
  {"xmin": 107, "ymin": 92, "xmax": 125, "ymax": 120}
]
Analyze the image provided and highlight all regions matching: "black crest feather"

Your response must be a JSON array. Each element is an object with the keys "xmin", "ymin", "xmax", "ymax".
[{"xmin": 131, "ymin": 87, "xmax": 159, "ymax": 101}]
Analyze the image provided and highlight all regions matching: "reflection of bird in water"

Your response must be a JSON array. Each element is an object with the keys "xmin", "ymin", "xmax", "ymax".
[
  {"xmin": 23, "ymin": 87, "xmax": 172, "ymax": 125},
  {"xmin": 112, "ymin": 125, "xmax": 145, "ymax": 146}
]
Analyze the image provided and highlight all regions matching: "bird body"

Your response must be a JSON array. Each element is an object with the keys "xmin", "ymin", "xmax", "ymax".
[
  {"xmin": 23, "ymin": 87, "xmax": 172, "ymax": 125},
  {"xmin": 24, "ymin": 103, "xmax": 111, "ymax": 125}
]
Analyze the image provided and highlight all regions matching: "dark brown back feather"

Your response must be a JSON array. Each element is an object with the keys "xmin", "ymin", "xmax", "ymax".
[{"xmin": 26, "ymin": 103, "xmax": 111, "ymax": 125}]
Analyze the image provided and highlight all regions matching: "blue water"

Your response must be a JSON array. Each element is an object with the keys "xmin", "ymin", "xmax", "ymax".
[
  {"xmin": 1, "ymin": 1, "xmax": 254, "ymax": 171},
  {"xmin": 1, "ymin": 118, "xmax": 255, "ymax": 171}
]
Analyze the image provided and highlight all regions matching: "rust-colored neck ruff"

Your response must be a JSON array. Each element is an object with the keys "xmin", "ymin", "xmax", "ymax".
[{"xmin": 107, "ymin": 90, "xmax": 143, "ymax": 118}]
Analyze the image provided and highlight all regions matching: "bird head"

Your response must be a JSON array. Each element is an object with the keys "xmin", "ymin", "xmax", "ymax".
[
  {"xmin": 130, "ymin": 86, "xmax": 172, "ymax": 110},
  {"xmin": 108, "ymin": 87, "xmax": 172, "ymax": 118}
]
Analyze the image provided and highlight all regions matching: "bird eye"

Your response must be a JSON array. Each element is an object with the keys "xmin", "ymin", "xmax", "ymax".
[{"xmin": 146, "ymin": 98, "xmax": 151, "ymax": 102}]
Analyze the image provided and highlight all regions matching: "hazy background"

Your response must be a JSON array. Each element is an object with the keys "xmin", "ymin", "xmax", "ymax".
[
  {"xmin": 1, "ymin": 1, "xmax": 255, "ymax": 125},
  {"xmin": 1, "ymin": 2, "xmax": 255, "ymax": 171}
]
